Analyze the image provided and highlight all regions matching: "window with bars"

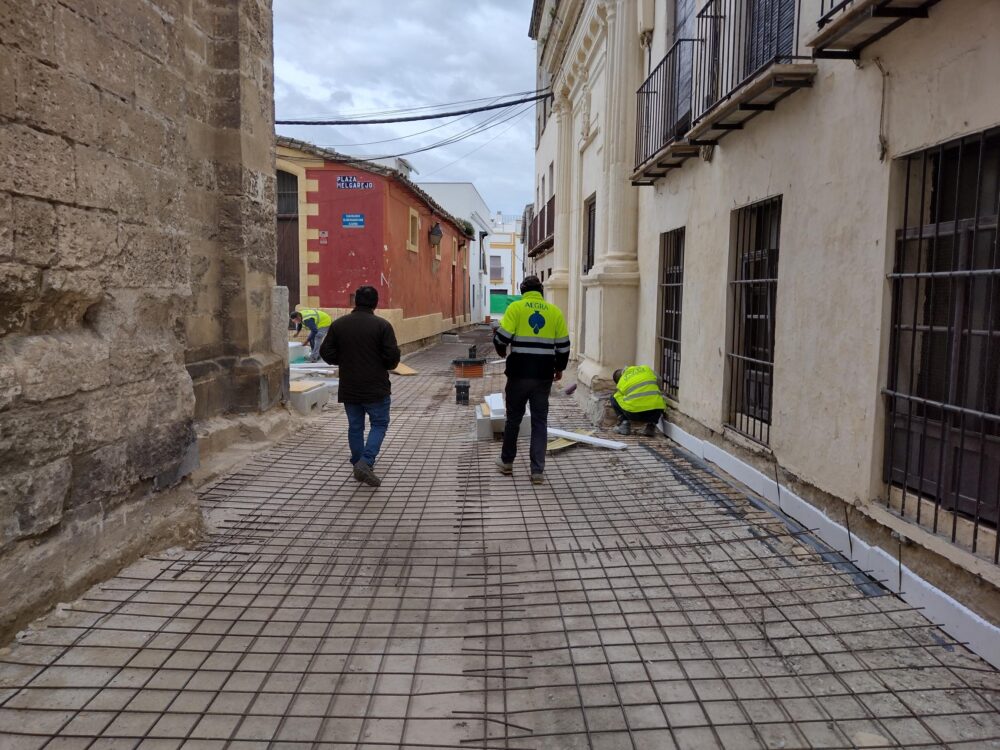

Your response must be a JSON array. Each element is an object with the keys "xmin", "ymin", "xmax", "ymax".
[
  {"xmin": 489, "ymin": 255, "xmax": 503, "ymax": 283},
  {"xmin": 277, "ymin": 170, "xmax": 298, "ymax": 217},
  {"xmin": 583, "ymin": 194, "xmax": 597, "ymax": 274},
  {"xmin": 658, "ymin": 229, "xmax": 685, "ymax": 401},
  {"xmin": 885, "ymin": 127, "xmax": 1000, "ymax": 547},
  {"xmin": 726, "ymin": 196, "xmax": 781, "ymax": 445}
]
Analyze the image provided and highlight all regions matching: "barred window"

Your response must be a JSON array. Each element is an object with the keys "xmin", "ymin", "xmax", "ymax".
[
  {"xmin": 277, "ymin": 170, "xmax": 298, "ymax": 217},
  {"xmin": 658, "ymin": 229, "xmax": 685, "ymax": 401},
  {"xmin": 885, "ymin": 127, "xmax": 1000, "ymax": 545},
  {"xmin": 726, "ymin": 196, "xmax": 781, "ymax": 445}
]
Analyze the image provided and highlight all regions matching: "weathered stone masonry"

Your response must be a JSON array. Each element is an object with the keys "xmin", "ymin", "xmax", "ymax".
[{"xmin": 0, "ymin": 0, "xmax": 283, "ymax": 639}]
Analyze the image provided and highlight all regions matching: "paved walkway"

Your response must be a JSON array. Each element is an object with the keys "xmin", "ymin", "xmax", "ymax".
[{"xmin": 2, "ymin": 338, "xmax": 1000, "ymax": 750}]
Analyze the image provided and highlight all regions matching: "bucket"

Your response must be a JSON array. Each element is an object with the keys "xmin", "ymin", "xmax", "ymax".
[
  {"xmin": 455, "ymin": 379, "xmax": 470, "ymax": 405},
  {"xmin": 468, "ymin": 345, "xmax": 478, "ymax": 359},
  {"xmin": 452, "ymin": 358, "xmax": 485, "ymax": 378}
]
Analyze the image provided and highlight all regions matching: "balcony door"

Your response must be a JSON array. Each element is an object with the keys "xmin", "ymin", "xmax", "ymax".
[
  {"xmin": 671, "ymin": 0, "xmax": 696, "ymax": 137},
  {"xmin": 745, "ymin": 0, "xmax": 795, "ymax": 79}
]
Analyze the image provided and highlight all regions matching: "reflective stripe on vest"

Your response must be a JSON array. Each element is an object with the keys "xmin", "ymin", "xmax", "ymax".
[
  {"xmin": 496, "ymin": 291, "xmax": 569, "ymax": 356},
  {"xmin": 613, "ymin": 366, "xmax": 666, "ymax": 413}
]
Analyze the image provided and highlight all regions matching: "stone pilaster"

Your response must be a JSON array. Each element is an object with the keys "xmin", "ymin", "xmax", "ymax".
[
  {"xmin": 578, "ymin": 0, "xmax": 642, "ymax": 389},
  {"xmin": 546, "ymin": 89, "xmax": 574, "ymax": 315}
]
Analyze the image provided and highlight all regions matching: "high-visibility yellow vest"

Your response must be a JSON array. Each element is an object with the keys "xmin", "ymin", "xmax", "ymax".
[
  {"xmin": 613, "ymin": 365, "xmax": 666, "ymax": 414},
  {"xmin": 494, "ymin": 291, "xmax": 570, "ymax": 378},
  {"xmin": 299, "ymin": 308, "xmax": 332, "ymax": 329}
]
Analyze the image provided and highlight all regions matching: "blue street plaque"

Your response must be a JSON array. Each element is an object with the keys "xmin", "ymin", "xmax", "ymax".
[{"xmin": 342, "ymin": 213, "xmax": 365, "ymax": 228}]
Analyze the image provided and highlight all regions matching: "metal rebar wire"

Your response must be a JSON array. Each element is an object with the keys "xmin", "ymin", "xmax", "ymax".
[{"xmin": 1, "ymin": 334, "xmax": 999, "ymax": 749}]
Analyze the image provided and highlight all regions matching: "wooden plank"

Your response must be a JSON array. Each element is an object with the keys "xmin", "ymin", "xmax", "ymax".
[
  {"xmin": 392, "ymin": 363, "xmax": 418, "ymax": 375},
  {"xmin": 547, "ymin": 430, "xmax": 595, "ymax": 453},
  {"xmin": 481, "ymin": 401, "xmax": 491, "ymax": 417},
  {"xmin": 290, "ymin": 380, "xmax": 326, "ymax": 393}
]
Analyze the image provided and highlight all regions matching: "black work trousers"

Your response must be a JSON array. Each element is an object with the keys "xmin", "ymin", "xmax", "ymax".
[
  {"xmin": 501, "ymin": 377, "xmax": 552, "ymax": 475},
  {"xmin": 611, "ymin": 399, "xmax": 663, "ymax": 424}
]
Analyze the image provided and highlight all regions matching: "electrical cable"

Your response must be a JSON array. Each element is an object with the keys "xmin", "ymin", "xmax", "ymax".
[
  {"xmin": 276, "ymin": 101, "xmax": 533, "ymax": 163},
  {"xmin": 420, "ymin": 106, "xmax": 533, "ymax": 178},
  {"xmin": 284, "ymin": 89, "xmax": 543, "ymax": 122},
  {"xmin": 276, "ymin": 90, "xmax": 550, "ymax": 126}
]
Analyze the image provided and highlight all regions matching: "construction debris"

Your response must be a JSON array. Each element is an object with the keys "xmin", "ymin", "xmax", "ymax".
[
  {"xmin": 547, "ymin": 427, "xmax": 627, "ymax": 450},
  {"xmin": 392, "ymin": 363, "xmax": 418, "ymax": 375},
  {"xmin": 546, "ymin": 429, "xmax": 594, "ymax": 453}
]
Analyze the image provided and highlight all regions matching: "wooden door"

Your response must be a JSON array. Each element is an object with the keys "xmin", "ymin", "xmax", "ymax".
[{"xmin": 277, "ymin": 217, "xmax": 299, "ymax": 312}]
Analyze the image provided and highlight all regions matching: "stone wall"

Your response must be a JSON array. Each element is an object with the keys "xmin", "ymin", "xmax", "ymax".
[{"xmin": 0, "ymin": 0, "xmax": 283, "ymax": 639}]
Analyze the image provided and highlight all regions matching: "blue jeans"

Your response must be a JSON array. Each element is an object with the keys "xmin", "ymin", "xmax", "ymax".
[{"xmin": 344, "ymin": 397, "xmax": 391, "ymax": 467}]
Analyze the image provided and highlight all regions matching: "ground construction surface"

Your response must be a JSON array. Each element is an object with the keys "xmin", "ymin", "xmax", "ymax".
[{"xmin": 2, "ymin": 338, "xmax": 1000, "ymax": 749}]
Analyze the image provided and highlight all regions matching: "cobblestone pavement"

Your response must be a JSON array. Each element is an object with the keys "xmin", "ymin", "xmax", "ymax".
[{"xmin": 2, "ymin": 338, "xmax": 1000, "ymax": 749}]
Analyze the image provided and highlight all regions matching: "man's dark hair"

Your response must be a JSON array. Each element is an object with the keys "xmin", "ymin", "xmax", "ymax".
[
  {"xmin": 289, "ymin": 311, "xmax": 302, "ymax": 320},
  {"xmin": 520, "ymin": 275, "xmax": 543, "ymax": 295},
  {"xmin": 612, "ymin": 368, "xmax": 624, "ymax": 383},
  {"xmin": 355, "ymin": 285, "xmax": 379, "ymax": 309}
]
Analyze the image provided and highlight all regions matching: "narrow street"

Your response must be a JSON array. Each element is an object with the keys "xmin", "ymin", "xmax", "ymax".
[{"xmin": 2, "ymin": 339, "xmax": 999, "ymax": 750}]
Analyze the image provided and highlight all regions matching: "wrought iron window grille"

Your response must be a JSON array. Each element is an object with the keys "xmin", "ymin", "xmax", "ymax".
[
  {"xmin": 727, "ymin": 196, "xmax": 782, "ymax": 445},
  {"xmin": 885, "ymin": 127, "xmax": 1000, "ymax": 560}
]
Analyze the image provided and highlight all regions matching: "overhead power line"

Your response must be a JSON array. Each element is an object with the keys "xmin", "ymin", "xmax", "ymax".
[
  {"xmin": 288, "ymin": 89, "xmax": 542, "ymax": 122},
  {"xmin": 276, "ymin": 91, "xmax": 550, "ymax": 126}
]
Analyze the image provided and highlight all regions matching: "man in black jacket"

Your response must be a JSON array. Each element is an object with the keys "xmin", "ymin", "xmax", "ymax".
[{"xmin": 319, "ymin": 286, "xmax": 401, "ymax": 487}]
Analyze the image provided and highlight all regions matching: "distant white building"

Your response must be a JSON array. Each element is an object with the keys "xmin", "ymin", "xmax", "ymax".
[
  {"xmin": 416, "ymin": 182, "xmax": 492, "ymax": 323},
  {"xmin": 486, "ymin": 211, "xmax": 525, "ymax": 306}
]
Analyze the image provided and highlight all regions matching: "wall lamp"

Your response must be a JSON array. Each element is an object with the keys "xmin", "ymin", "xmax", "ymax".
[{"xmin": 428, "ymin": 222, "xmax": 443, "ymax": 248}]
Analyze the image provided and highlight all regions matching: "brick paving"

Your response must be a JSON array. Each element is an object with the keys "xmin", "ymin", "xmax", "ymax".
[{"xmin": 2, "ymin": 337, "xmax": 1000, "ymax": 749}]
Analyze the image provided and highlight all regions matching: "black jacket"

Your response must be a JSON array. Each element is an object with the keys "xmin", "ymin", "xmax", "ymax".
[{"xmin": 319, "ymin": 308, "xmax": 401, "ymax": 403}]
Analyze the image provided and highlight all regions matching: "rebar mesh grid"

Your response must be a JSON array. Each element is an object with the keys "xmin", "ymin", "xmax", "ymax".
[{"xmin": 1, "ymin": 337, "xmax": 999, "ymax": 749}]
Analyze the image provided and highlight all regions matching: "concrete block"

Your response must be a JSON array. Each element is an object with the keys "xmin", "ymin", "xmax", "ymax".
[{"xmin": 289, "ymin": 382, "xmax": 329, "ymax": 416}]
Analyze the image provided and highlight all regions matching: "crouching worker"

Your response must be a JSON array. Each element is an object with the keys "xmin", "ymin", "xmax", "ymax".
[
  {"xmin": 290, "ymin": 308, "xmax": 332, "ymax": 363},
  {"xmin": 611, "ymin": 365, "xmax": 666, "ymax": 437}
]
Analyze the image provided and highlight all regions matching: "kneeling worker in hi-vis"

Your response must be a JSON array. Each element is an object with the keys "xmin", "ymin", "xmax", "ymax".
[
  {"xmin": 611, "ymin": 365, "xmax": 667, "ymax": 437},
  {"xmin": 492, "ymin": 275, "xmax": 570, "ymax": 484}
]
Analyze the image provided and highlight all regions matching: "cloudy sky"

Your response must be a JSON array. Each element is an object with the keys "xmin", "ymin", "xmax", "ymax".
[{"xmin": 273, "ymin": 0, "xmax": 537, "ymax": 215}]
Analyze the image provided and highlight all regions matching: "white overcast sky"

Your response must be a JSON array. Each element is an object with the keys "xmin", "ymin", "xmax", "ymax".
[{"xmin": 273, "ymin": 0, "xmax": 537, "ymax": 216}]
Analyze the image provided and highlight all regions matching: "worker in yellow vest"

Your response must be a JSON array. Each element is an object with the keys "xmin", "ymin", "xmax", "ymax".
[
  {"xmin": 493, "ymin": 275, "xmax": 570, "ymax": 484},
  {"xmin": 290, "ymin": 308, "xmax": 333, "ymax": 363},
  {"xmin": 612, "ymin": 365, "xmax": 666, "ymax": 437}
]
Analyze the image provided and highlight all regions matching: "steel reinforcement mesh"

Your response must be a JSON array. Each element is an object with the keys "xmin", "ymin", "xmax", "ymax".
[{"xmin": 1, "ymin": 339, "xmax": 999, "ymax": 749}]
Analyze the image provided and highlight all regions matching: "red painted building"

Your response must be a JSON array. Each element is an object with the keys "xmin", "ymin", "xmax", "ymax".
[{"xmin": 276, "ymin": 137, "xmax": 472, "ymax": 345}]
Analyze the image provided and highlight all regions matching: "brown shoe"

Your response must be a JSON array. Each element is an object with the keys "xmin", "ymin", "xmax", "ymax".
[{"xmin": 530, "ymin": 473, "xmax": 544, "ymax": 485}]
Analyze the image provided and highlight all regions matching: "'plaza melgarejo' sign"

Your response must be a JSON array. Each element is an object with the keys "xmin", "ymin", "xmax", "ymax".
[{"xmin": 336, "ymin": 175, "xmax": 374, "ymax": 190}]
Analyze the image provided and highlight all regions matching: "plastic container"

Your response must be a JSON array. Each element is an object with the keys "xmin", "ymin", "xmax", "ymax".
[{"xmin": 455, "ymin": 379, "xmax": 470, "ymax": 405}]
